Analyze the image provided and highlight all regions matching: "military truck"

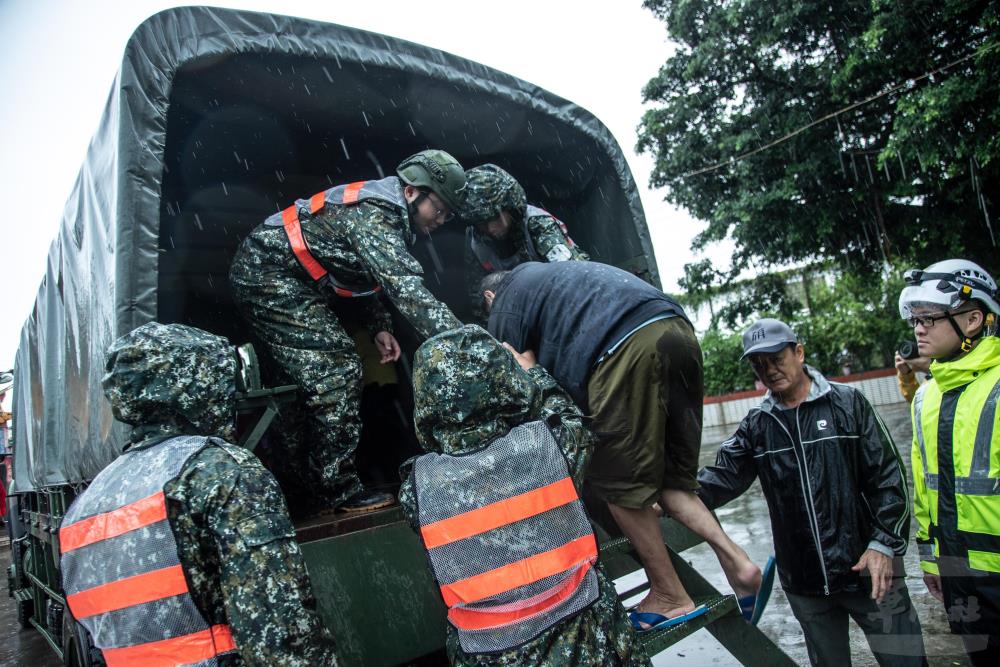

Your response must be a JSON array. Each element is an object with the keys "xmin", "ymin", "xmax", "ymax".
[{"xmin": 7, "ymin": 7, "xmax": 791, "ymax": 666}]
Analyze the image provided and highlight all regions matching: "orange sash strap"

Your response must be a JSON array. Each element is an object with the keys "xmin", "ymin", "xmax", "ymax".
[
  {"xmin": 67, "ymin": 564, "xmax": 188, "ymax": 619},
  {"xmin": 59, "ymin": 491, "xmax": 167, "ymax": 554},
  {"xmin": 101, "ymin": 624, "xmax": 236, "ymax": 667},
  {"xmin": 439, "ymin": 534, "xmax": 597, "ymax": 607},
  {"xmin": 421, "ymin": 476, "xmax": 579, "ymax": 549},
  {"xmin": 342, "ymin": 180, "xmax": 365, "ymax": 204},
  {"xmin": 447, "ymin": 561, "xmax": 594, "ymax": 630},
  {"xmin": 282, "ymin": 205, "xmax": 328, "ymax": 281}
]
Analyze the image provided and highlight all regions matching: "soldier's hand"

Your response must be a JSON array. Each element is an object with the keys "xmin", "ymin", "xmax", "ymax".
[
  {"xmin": 502, "ymin": 343, "xmax": 536, "ymax": 371},
  {"xmin": 374, "ymin": 331, "xmax": 401, "ymax": 363},
  {"xmin": 923, "ymin": 573, "xmax": 944, "ymax": 602},
  {"xmin": 851, "ymin": 548, "xmax": 893, "ymax": 602}
]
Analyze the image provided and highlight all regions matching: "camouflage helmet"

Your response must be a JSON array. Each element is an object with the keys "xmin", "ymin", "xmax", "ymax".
[
  {"xmin": 396, "ymin": 149, "xmax": 467, "ymax": 211},
  {"xmin": 412, "ymin": 324, "xmax": 542, "ymax": 455},
  {"xmin": 103, "ymin": 322, "xmax": 237, "ymax": 441},
  {"xmin": 458, "ymin": 164, "xmax": 527, "ymax": 227}
]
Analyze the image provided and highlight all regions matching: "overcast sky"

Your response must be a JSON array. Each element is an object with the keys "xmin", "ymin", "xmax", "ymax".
[{"xmin": 0, "ymin": 0, "xmax": 730, "ymax": 372}]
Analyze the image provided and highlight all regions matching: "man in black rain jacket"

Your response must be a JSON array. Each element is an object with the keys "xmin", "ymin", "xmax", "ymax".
[{"xmin": 698, "ymin": 318, "xmax": 926, "ymax": 667}]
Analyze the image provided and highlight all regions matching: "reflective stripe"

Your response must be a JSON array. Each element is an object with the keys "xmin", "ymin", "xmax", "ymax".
[
  {"xmin": 101, "ymin": 624, "xmax": 236, "ymax": 667},
  {"xmin": 925, "ymin": 474, "xmax": 939, "ymax": 491},
  {"xmin": 439, "ymin": 534, "xmax": 597, "ymax": 607},
  {"xmin": 917, "ymin": 542, "xmax": 936, "ymax": 560},
  {"xmin": 342, "ymin": 180, "xmax": 365, "ymax": 204},
  {"xmin": 282, "ymin": 206, "xmax": 328, "ymax": 281},
  {"xmin": 970, "ymin": 376, "xmax": 1000, "ymax": 477},
  {"xmin": 67, "ymin": 564, "xmax": 188, "ymax": 619},
  {"xmin": 955, "ymin": 477, "xmax": 1000, "ymax": 495},
  {"xmin": 308, "ymin": 191, "xmax": 325, "ymax": 214},
  {"xmin": 913, "ymin": 384, "xmax": 932, "ymax": 489},
  {"xmin": 59, "ymin": 491, "xmax": 167, "ymax": 553},
  {"xmin": 420, "ymin": 477, "xmax": 578, "ymax": 549},
  {"xmin": 447, "ymin": 561, "xmax": 593, "ymax": 631}
]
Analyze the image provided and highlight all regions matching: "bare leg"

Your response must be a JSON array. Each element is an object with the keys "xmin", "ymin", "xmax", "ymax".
[
  {"xmin": 607, "ymin": 502, "xmax": 696, "ymax": 627},
  {"xmin": 660, "ymin": 488, "xmax": 761, "ymax": 598}
]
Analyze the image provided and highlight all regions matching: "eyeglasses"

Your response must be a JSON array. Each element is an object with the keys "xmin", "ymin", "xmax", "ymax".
[
  {"xmin": 906, "ymin": 309, "xmax": 975, "ymax": 328},
  {"xmin": 417, "ymin": 190, "xmax": 454, "ymax": 223}
]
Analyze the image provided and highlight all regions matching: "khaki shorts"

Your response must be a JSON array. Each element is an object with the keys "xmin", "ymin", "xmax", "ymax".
[{"xmin": 586, "ymin": 317, "xmax": 703, "ymax": 508}]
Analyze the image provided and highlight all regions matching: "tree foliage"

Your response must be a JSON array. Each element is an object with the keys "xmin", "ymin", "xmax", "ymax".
[
  {"xmin": 688, "ymin": 266, "xmax": 912, "ymax": 394},
  {"xmin": 639, "ymin": 0, "xmax": 1000, "ymax": 280}
]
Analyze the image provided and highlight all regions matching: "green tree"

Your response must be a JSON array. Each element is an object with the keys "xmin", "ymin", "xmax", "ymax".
[
  {"xmin": 638, "ymin": 0, "xmax": 999, "ymax": 281},
  {"xmin": 700, "ymin": 328, "xmax": 756, "ymax": 395}
]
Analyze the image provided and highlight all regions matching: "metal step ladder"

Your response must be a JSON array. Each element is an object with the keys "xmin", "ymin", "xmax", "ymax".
[{"xmin": 596, "ymin": 517, "xmax": 796, "ymax": 665}]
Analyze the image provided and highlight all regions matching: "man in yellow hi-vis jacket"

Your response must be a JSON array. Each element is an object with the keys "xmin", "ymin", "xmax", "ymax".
[{"xmin": 900, "ymin": 259, "xmax": 1000, "ymax": 666}]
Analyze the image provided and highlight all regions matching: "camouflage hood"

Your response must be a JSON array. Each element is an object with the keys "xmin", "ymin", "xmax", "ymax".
[
  {"xmin": 412, "ymin": 325, "xmax": 543, "ymax": 455},
  {"xmin": 103, "ymin": 322, "xmax": 237, "ymax": 442},
  {"xmin": 457, "ymin": 164, "xmax": 527, "ymax": 227}
]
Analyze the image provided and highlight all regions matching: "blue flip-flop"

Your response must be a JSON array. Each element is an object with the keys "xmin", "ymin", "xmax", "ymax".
[
  {"xmin": 628, "ymin": 604, "xmax": 708, "ymax": 633},
  {"xmin": 737, "ymin": 555, "xmax": 776, "ymax": 625}
]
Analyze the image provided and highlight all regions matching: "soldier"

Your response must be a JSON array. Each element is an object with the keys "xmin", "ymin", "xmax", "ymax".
[
  {"xmin": 58, "ymin": 322, "xmax": 340, "ymax": 666},
  {"xmin": 459, "ymin": 164, "xmax": 588, "ymax": 319},
  {"xmin": 230, "ymin": 150, "xmax": 466, "ymax": 513},
  {"xmin": 398, "ymin": 325, "xmax": 649, "ymax": 666}
]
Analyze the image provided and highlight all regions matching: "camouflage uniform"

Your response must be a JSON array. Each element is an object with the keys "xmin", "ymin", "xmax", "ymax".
[
  {"xmin": 94, "ymin": 322, "xmax": 340, "ymax": 666},
  {"xmin": 459, "ymin": 165, "xmax": 589, "ymax": 319},
  {"xmin": 398, "ymin": 325, "xmax": 649, "ymax": 667},
  {"xmin": 229, "ymin": 179, "xmax": 460, "ymax": 505}
]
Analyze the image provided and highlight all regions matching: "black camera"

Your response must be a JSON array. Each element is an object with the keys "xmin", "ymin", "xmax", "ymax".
[{"xmin": 897, "ymin": 340, "xmax": 920, "ymax": 360}]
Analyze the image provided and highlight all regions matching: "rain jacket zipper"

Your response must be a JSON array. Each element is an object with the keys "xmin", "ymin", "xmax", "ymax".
[{"xmin": 765, "ymin": 407, "xmax": 831, "ymax": 595}]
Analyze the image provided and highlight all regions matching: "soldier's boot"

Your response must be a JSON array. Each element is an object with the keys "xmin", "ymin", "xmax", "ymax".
[{"xmin": 338, "ymin": 487, "xmax": 397, "ymax": 513}]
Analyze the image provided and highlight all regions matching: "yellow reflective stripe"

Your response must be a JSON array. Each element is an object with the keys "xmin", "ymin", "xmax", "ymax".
[{"xmin": 968, "ymin": 550, "xmax": 1000, "ymax": 574}]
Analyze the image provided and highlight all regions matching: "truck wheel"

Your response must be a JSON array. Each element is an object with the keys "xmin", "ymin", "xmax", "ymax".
[
  {"xmin": 15, "ymin": 597, "xmax": 33, "ymax": 629},
  {"xmin": 63, "ymin": 611, "xmax": 102, "ymax": 667}
]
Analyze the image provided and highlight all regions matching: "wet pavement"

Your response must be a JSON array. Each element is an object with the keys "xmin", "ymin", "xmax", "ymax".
[
  {"xmin": 0, "ymin": 401, "xmax": 973, "ymax": 666},
  {"xmin": 650, "ymin": 401, "xmax": 971, "ymax": 666},
  {"xmin": 0, "ymin": 539, "xmax": 61, "ymax": 667}
]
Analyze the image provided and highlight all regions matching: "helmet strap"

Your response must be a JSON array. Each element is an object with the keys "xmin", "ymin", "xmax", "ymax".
[
  {"xmin": 942, "ymin": 312, "xmax": 981, "ymax": 361},
  {"xmin": 407, "ymin": 191, "xmax": 429, "ymax": 220}
]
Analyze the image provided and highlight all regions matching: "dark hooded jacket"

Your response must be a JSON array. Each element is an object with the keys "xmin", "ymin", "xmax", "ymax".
[
  {"xmin": 697, "ymin": 365, "xmax": 911, "ymax": 597},
  {"xmin": 398, "ymin": 325, "xmax": 649, "ymax": 666}
]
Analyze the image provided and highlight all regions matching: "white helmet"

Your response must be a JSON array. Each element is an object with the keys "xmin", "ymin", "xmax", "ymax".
[{"xmin": 898, "ymin": 259, "xmax": 999, "ymax": 320}]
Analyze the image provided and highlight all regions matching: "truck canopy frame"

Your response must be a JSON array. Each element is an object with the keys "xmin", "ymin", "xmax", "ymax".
[{"xmin": 12, "ymin": 6, "xmax": 657, "ymax": 491}]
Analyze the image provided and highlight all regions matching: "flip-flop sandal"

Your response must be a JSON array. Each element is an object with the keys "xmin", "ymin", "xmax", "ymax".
[
  {"xmin": 738, "ymin": 555, "xmax": 776, "ymax": 625},
  {"xmin": 628, "ymin": 604, "xmax": 708, "ymax": 632}
]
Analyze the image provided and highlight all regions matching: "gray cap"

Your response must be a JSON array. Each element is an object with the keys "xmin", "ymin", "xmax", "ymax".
[{"xmin": 741, "ymin": 318, "xmax": 798, "ymax": 359}]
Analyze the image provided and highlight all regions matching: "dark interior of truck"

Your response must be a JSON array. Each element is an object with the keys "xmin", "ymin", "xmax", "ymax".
[{"xmin": 155, "ymin": 50, "xmax": 645, "ymax": 512}]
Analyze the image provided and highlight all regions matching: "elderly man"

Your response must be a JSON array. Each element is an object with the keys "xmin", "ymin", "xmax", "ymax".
[
  {"xmin": 698, "ymin": 318, "xmax": 925, "ymax": 667},
  {"xmin": 398, "ymin": 325, "xmax": 649, "ymax": 665},
  {"xmin": 59, "ymin": 323, "xmax": 339, "ymax": 666},
  {"xmin": 230, "ymin": 150, "xmax": 466, "ymax": 513},
  {"xmin": 899, "ymin": 259, "xmax": 1000, "ymax": 665},
  {"xmin": 483, "ymin": 261, "xmax": 766, "ymax": 632}
]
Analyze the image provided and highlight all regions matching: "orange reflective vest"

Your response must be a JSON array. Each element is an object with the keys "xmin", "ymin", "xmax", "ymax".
[
  {"xmin": 264, "ymin": 176, "xmax": 408, "ymax": 297},
  {"xmin": 60, "ymin": 436, "xmax": 239, "ymax": 667},
  {"xmin": 413, "ymin": 420, "xmax": 599, "ymax": 653}
]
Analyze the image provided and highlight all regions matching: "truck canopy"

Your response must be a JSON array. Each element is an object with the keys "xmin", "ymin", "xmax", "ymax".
[{"xmin": 12, "ymin": 6, "xmax": 657, "ymax": 492}]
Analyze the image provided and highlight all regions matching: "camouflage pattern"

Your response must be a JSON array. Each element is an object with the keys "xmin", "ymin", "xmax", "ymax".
[
  {"xmin": 230, "ymin": 184, "xmax": 460, "ymax": 505},
  {"xmin": 166, "ymin": 441, "xmax": 340, "ymax": 666},
  {"xmin": 458, "ymin": 164, "xmax": 527, "ymax": 227},
  {"xmin": 103, "ymin": 322, "xmax": 237, "ymax": 443},
  {"xmin": 95, "ymin": 323, "xmax": 339, "ymax": 665},
  {"xmin": 458, "ymin": 165, "xmax": 589, "ymax": 319},
  {"xmin": 398, "ymin": 325, "xmax": 650, "ymax": 667}
]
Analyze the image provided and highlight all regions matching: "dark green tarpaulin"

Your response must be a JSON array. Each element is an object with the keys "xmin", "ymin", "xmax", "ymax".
[{"xmin": 12, "ymin": 6, "xmax": 657, "ymax": 492}]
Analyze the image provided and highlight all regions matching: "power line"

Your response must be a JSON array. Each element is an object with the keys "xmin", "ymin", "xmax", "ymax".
[{"xmin": 680, "ymin": 41, "xmax": 997, "ymax": 179}]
